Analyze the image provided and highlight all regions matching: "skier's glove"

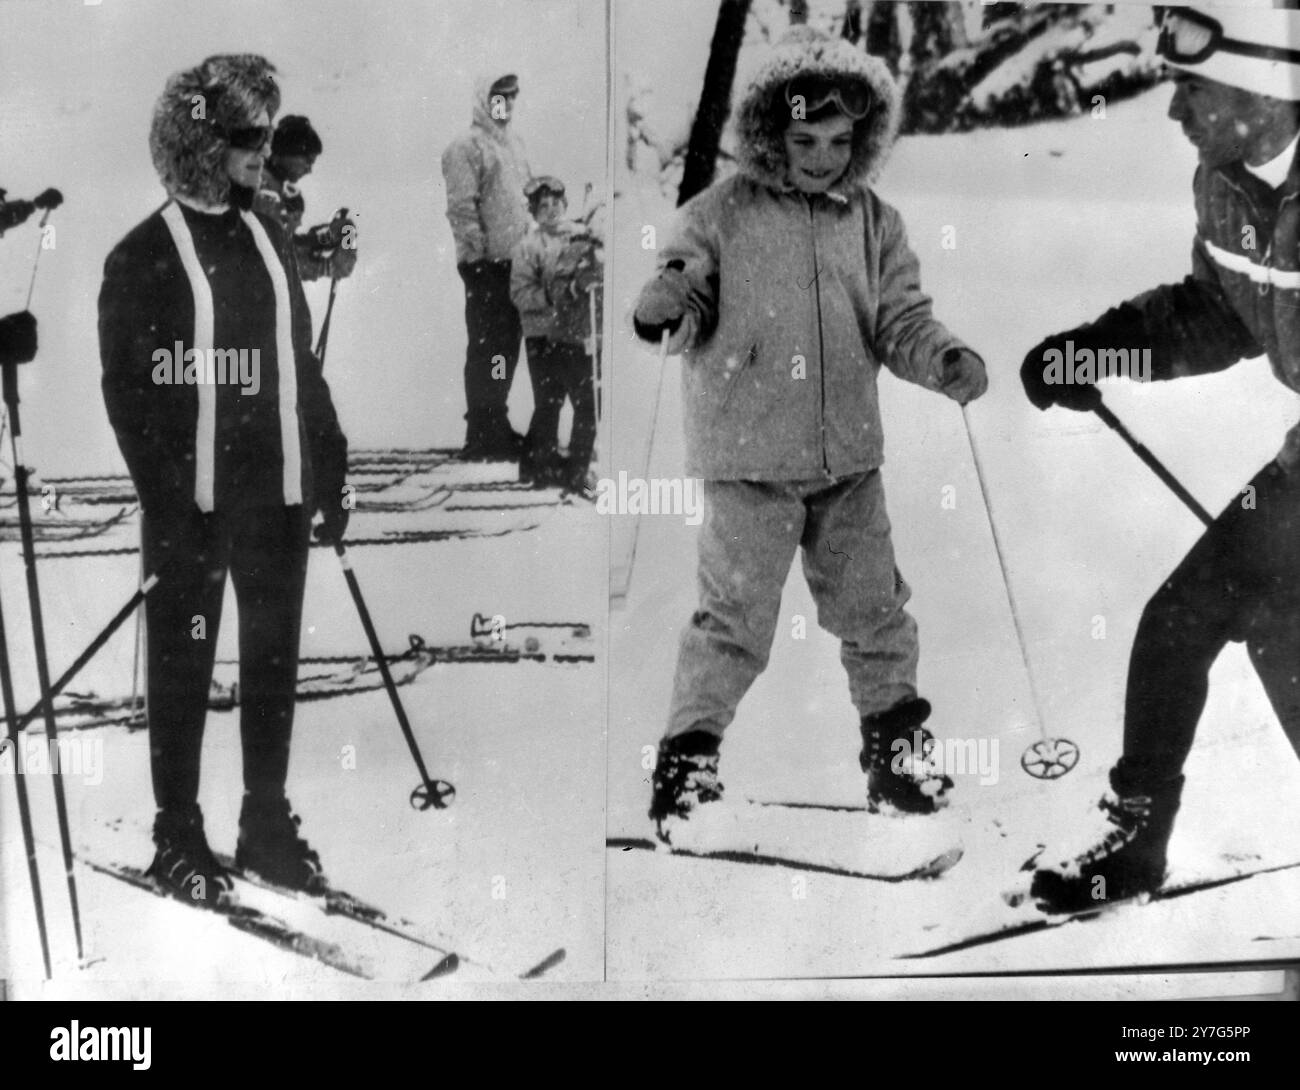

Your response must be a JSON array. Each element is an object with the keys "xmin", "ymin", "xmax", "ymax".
[
  {"xmin": 1021, "ymin": 303, "xmax": 1152, "ymax": 413},
  {"xmin": 939, "ymin": 347, "xmax": 987, "ymax": 405},
  {"xmin": 33, "ymin": 188, "xmax": 63, "ymax": 211},
  {"xmin": 330, "ymin": 244, "xmax": 358, "ymax": 280},
  {"xmin": 0, "ymin": 310, "xmax": 37, "ymax": 366},
  {"xmin": 313, "ymin": 499, "xmax": 350, "ymax": 546},
  {"xmin": 1020, "ymin": 332, "xmax": 1104, "ymax": 413},
  {"xmin": 0, "ymin": 199, "xmax": 36, "ymax": 233}
]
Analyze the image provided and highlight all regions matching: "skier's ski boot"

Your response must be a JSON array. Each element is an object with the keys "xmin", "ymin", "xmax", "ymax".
[
  {"xmin": 148, "ymin": 805, "xmax": 236, "ymax": 909},
  {"xmin": 1028, "ymin": 763, "xmax": 1184, "ymax": 914},
  {"xmin": 562, "ymin": 464, "xmax": 597, "ymax": 503},
  {"xmin": 648, "ymin": 730, "xmax": 724, "ymax": 846},
  {"xmin": 860, "ymin": 697, "xmax": 953, "ymax": 816},
  {"xmin": 234, "ymin": 793, "xmax": 328, "ymax": 894}
]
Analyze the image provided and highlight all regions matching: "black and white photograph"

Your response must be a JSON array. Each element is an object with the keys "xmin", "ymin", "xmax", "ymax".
[
  {"xmin": 606, "ymin": 0, "xmax": 1300, "ymax": 982},
  {"xmin": 0, "ymin": 0, "xmax": 609, "ymax": 991},
  {"xmin": 2, "ymin": 0, "xmax": 1299, "ymax": 1010}
]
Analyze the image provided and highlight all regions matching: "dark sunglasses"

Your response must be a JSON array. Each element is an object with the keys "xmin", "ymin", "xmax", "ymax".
[
  {"xmin": 785, "ymin": 75, "xmax": 872, "ymax": 120},
  {"xmin": 1157, "ymin": 8, "xmax": 1300, "ymax": 68},
  {"xmin": 215, "ymin": 123, "xmax": 274, "ymax": 151}
]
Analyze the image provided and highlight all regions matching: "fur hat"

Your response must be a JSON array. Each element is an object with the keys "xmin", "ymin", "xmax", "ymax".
[
  {"xmin": 149, "ymin": 54, "xmax": 281, "ymax": 207},
  {"xmin": 1161, "ymin": 4, "xmax": 1300, "ymax": 103},
  {"xmin": 734, "ymin": 25, "xmax": 901, "ymax": 192}
]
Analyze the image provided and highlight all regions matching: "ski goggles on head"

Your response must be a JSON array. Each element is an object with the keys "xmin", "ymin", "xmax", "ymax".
[
  {"xmin": 215, "ymin": 122, "xmax": 274, "ymax": 151},
  {"xmin": 1156, "ymin": 8, "xmax": 1300, "ymax": 68},
  {"xmin": 784, "ymin": 74, "xmax": 872, "ymax": 120},
  {"xmin": 524, "ymin": 175, "xmax": 566, "ymax": 201}
]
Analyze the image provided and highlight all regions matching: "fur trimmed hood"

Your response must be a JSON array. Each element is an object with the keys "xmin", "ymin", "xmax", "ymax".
[
  {"xmin": 734, "ymin": 26, "xmax": 900, "ymax": 193},
  {"xmin": 149, "ymin": 54, "xmax": 281, "ymax": 208}
]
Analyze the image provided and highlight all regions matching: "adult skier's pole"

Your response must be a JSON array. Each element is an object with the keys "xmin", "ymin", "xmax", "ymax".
[
  {"xmin": 14, "ymin": 572, "xmax": 161, "ymax": 734},
  {"xmin": 23, "ymin": 189, "xmax": 63, "ymax": 310},
  {"xmin": 960, "ymin": 404, "xmax": 1079, "ymax": 780},
  {"xmin": 0, "ymin": 584, "xmax": 52, "ymax": 979},
  {"xmin": 1, "ymin": 353, "xmax": 84, "ymax": 960},
  {"xmin": 314, "ymin": 271, "xmax": 340, "ymax": 366},
  {"xmin": 332, "ymin": 541, "xmax": 455, "ymax": 811},
  {"xmin": 1094, "ymin": 401, "xmax": 1214, "ymax": 528}
]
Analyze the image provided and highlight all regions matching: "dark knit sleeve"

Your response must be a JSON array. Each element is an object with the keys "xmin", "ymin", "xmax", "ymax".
[{"xmin": 98, "ymin": 225, "xmax": 190, "ymax": 516}]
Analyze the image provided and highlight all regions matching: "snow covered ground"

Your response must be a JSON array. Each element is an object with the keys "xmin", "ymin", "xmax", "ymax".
[
  {"xmin": 5, "ymin": 0, "xmax": 1300, "ymax": 996},
  {"xmin": 605, "ymin": 68, "xmax": 1300, "ymax": 978},
  {"xmin": 1, "ymin": 0, "xmax": 608, "ymax": 993}
]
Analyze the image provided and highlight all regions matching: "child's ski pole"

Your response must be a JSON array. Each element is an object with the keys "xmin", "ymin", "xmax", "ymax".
[
  {"xmin": 587, "ymin": 284, "xmax": 602, "ymax": 422},
  {"xmin": 960, "ymin": 404, "xmax": 1079, "ymax": 780},
  {"xmin": 614, "ymin": 329, "xmax": 671, "ymax": 607}
]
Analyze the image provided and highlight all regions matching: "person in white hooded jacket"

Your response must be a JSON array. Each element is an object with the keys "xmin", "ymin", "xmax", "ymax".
[{"xmin": 441, "ymin": 72, "xmax": 532, "ymax": 460}]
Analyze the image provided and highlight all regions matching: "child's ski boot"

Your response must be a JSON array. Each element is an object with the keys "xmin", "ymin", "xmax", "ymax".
[
  {"xmin": 648, "ymin": 730, "xmax": 724, "ymax": 846},
  {"xmin": 860, "ymin": 697, "xmax": 953, "ymax": 815}
]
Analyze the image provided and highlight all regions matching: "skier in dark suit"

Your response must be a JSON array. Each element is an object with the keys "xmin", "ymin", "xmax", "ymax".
[{"xmin": 99, "ymin": 54, "xmax": 349, "ymax": 905}]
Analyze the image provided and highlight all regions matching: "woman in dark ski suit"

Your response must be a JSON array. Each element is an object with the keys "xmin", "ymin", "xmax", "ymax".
[{"xmin": 99, "ymin": 55, "xmax": 349, "ymax": 904}]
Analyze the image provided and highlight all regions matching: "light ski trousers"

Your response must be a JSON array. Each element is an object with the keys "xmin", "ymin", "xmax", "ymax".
[{"xmin": 665, "ymin": 470, "xmax": 919, "ymax": 741}]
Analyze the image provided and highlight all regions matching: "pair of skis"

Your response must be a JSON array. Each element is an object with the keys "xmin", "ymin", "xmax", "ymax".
[{"xmin": 78, "ymin": 828, "xmax": 565, "ymax": 982}]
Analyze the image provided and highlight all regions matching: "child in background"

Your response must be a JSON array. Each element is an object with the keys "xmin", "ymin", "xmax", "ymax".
[
  {"xmin": 510, "ymin": 175, "xmax": 602, "ymax": 494},
  {"xmin": 631, "ymin": 27, "xmax": 987, "ymax": 843}
]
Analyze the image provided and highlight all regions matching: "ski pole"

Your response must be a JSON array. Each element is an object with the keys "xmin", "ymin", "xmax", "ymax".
[
  {"xmin": 960, "ymin": 404, "xmax": 1079, "ymax": 780},
  {"xmin": 23, "ymin": 189, "xmax": 63, "ymax": 309},
  {"xmin": 1, "ymin": 357, "xmax": 84, "ymax": 959},
  {"xmin": 314, "ymin": 271, "xmax": 340, "ymax": 366},
  {"xmin": 1093, "ymin": 401, "xmax": 1213, "ymax": 528},
  {"xmin": 13, "ymin": 570, "xmax": 162, "ymax": 734},
  {"xmin": 129, "ymin": 552, "xmax": 145, "ymax": 720},
  {"xmin": 587, "ymin": 284, "xmax": 602, "ymax": 422},
  {"xmin": 614, "ymin": 328, "xmax": 672, "ymax": 607},
  {"xmin": 331, "ymin": 540, "xmax": 455, "ymax": 811},
  {"xmin": 0, "ymin": 586, "xmax": 52, "ymax": 979}
]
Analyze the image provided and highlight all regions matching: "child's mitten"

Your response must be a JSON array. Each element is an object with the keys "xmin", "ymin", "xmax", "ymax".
[
  {"xmin": 633, "ymin": 264, "xmax": 692, "ymax": 346},
  {"xmin": 940, "ymin": 347, "xmax": 987, "ymax": 405}
]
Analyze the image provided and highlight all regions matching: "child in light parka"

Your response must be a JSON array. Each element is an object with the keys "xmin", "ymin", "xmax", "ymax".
[{"xmin": 631, "ymin": 27, "xmax": 987, "ymax": 842}]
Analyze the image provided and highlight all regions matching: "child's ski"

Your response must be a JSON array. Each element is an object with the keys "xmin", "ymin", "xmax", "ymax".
[{"xmin": 616, "ymin": 800, "xmax": 963, "ymax": 881}]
